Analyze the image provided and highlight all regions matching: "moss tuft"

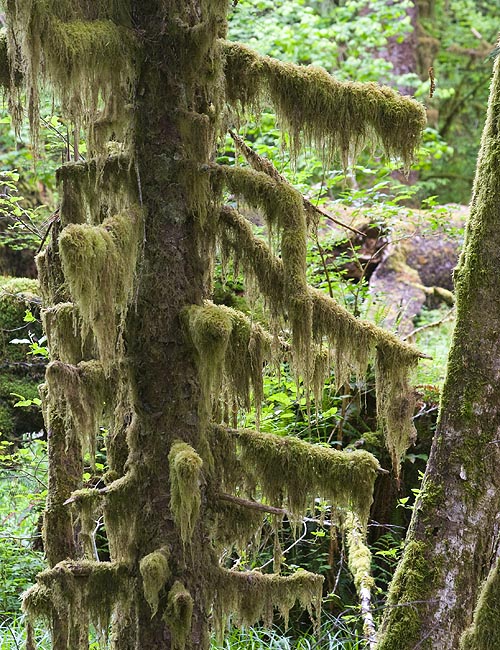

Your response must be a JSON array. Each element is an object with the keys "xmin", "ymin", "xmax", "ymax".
[
  {"xmin": 163, "ymin": 581, "xmax": 194, "ymax": 650},
  {"xmin": 59, "ymin": 207, "xmax": 143, "ymax": 366},
  {"xmin": 140, "ymin": 547, "xmax": 171, "ymax": 618},
  {"xmin": 223, "ymin": 41, "xmax": 426, "ymax": 168},
  {"xmin": 169, "ymin": 441, "xmax": 203, "ymax": 544},
  {"xmin": 344, "ymin": 512, "xmax": 374, "ymax": 596},
  {"xmin": 214, "ymin": 568, "xmax": 323, "ymax": 640},
  {"xmin": 183, "ymin": 302, "xmax": 272, "ymax": 424},
  {"xmin": 45, "ymin": 360, "xmax": 109, "ymax": 461}
]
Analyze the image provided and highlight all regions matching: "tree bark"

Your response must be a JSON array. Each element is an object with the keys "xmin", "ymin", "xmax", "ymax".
[
  {"xmin": 377, "ymin": 47, "xmax": 500, "ymax": 650},
  {"xmin": 106, "ymin": 2, "xmax": 226, "ymax": 647}
]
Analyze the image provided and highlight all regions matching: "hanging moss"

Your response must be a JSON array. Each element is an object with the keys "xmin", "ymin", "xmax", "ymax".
[
  {"xmin": 57, "ymin": 156, "xmax": 137, "ymax": 227},
  {"xmin": 59, "ymin": 207, "xmax": 143, "ymax": 366},
  {"xmin": 45, "ymin": 359, "xmax": 109, "ymax": 460},
  {"xmin": 375, "ymin": 344, "xmax": 418, "ymax": 475},
  {"xmin": 23, "ymin": 559, "xmax": 130, "ymax": 646},
  {"xmin": 67, "ymin": 487, "xmax": 102, "ymax": 557},
  {"xmin": 210, "ymin": 425, "xmax": 379, "ymax": 526},
  {"xmin": 0, "ymin": 29, "xmax": 10, "ymax": 88},
  {"xmin": 5, "ymin": 1, "xmax": 138, "ymax": 150},
  {"xmin": 213, "ymin": 568, "xmax": 323, "ymax": 641},
  {"xmin": 42, "ymin": 302, "xmax": 92, "ymax": 364},
  {"xmin": 460, "ymin": 559, "xmax": 500, "ymax": 649},
  {"xmin": 169, "ymin": 441, "xmax": 203, "ymax": 544},
  {"xmin": 222, "ymin": 41, "xmax": 426, "ymax": 167},
  {"xmin": 217, "ymin": 205, "xmax": 421, "ymax": 471},
  {"xmin": 211, "ymin": 498, "xmax": 263, "ymax": 549},
  {"xmin": 163, "ymin": 581, "xmax": 194, "ymax": 650},
  {"xmin": 103, "ymin": 470, "xmax": 138, "ymax": 562},
  {"xmin": 140, "ymin": 547, "xmax": 171, "ymax": 618},
  {"xmin": 218, "ymin": 206, "xmax": 285, "ymax": 313},
  {"xmin": 183, "ymin": 302, "xmax": 272, "ymax": 423}
]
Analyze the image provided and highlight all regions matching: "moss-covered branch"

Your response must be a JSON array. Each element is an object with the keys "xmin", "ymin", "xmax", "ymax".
[
  {"xmin": 218, "ymin": 206, "xmax": 422, "ymax": 471},
  {"xmin": 209, "ymin": 424, "xmax": 379, "ymax": 526},
  {"xmin": 23, "ymin": 560, "xmax": 130, "ymax": 648},
  {"xmin": 213, "ymin": 567, "xmax": 323, "ymax": 640},
  {"xmin": 222, "ymin": 40, "xmax": 426, "ymax": 167}
]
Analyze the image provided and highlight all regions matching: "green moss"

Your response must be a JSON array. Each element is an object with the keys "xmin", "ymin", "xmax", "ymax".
[
  {"xmin": 377, "ymin": 541, "xmax": 434, "ymax": 650},
  {"xmin": 223, "ymin": 41, "xmax": 426, "ymax": 168},
  {"xmin": 460, "ymin": 559, "xmax": 500, "ymax": 649},
  {"xmin": 184, "ymin": 302, "xmax": 271, "ymax": 424},
  {"xmin": 0, "ymin": 29, "xmax": 10, "ymax": 88},
  {"xmin": 344, "ymin": 512, "xmax": 374, "ymax": 595},
  {"xmin": 103, "ymin": 470, "xmax": 138, "ymax": 562},
  {"xmin": 163, "ymin": 581, "xmax": 194, "ymax": 650},
  {"xmin": 169, "ymin": 441, "xmax": 203, "ymax": 544},
  {"xmin": 45, "ymin": 360, "xmax": 108, "ymax": 461},
  {"xmin": 213, "ymin": 568, "xmax": 323, "ymax": 640},
  {"xmin": 140, "ymin": 547, "xmax": 171, "ymax": 617},
  {"xmin": 212, "ymin": 499, "xmax": 263, "ymax": 549},
  {"xmin": 42, "ymin": 302, "xmax": 91, "ymax": 364},
  {"xmin": 6, "ymin": 2, "xmax": 138, "ymax": 150},
  {"xmin": 216, "ymin": 166, "xmax": 311, "ymax": 378},
  {"xmin": 59, "ymin": 208, "xmax": 143, "ymax": 366},
  {"xmin": 210, "ymin": 425, "xmax": 379, "ymax": 526},
  {"xmin": 24, "ymin": 559, "xmax": 130, "ymax": 645},
  {"xmin": 67, "ymin": 488, "xmax": 102, "ymax": 557}
]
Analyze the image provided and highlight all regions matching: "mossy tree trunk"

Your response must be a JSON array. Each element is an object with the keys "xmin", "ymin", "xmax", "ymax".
[{"xmin": 378, "ymin": 47, "xmax": 500, "ymax": 650}]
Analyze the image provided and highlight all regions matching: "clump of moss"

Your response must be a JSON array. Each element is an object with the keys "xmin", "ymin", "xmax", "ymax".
[
  {"xmin": 460, "ymin": 559, "xmax": 500, "ymax": 649},
  {"xmin": 344, "ymin": 512, "xmax": 374, "ymax": 596},
  {"xmin": 169, "ymin": 441, "xmax": 203, "ymax": 544},
  {"xmin": 59, "ymin": 208, "xmax": 143, "ymax": 366},
  {"xmin": 184, "ymin": 302, "xmax": 271, "ymax": 423},
  {"xmin": 375, "ymin": 344, "xmax": 418, "ymax": 475},
  {"xmin": 42, "ymin": 302, "xmax": 92, "ymax": 364},
  {"xmin": 140, "ymin": 547, "xmax": 171, "ymax": 617},
  {"xmin": 6, "ymin": 2, "xmax": 138, "ymax": 151},
  {"xmin": 45, "ymin": 359, "xmax": 109, "ymax": 460},
  {"xmin": 163, "ymin": 581, "xmax": 194, "ymax": 650},
  {"xmin": 223, "ymin": 41, "xmax": 426, "ymax": 168},
  {"xmin": 67, "ymin": 488, "xmax": 102, "ymax": 557},
  {"xmin": 0, "ymin": 29, "xmax": 11, "ymax": 88},
  {"xmin": 214, "ymin": 568, "xmax": 323, "ymax": 641},
  {"xmin": 103, "ymin": 470, "xmax": 138, "ymax": 562}
]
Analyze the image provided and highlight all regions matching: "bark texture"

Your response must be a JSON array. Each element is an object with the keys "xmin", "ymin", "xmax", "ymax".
[{"xmin": 378, "ymin": 47, "xmax": 500, "ymax": 650}]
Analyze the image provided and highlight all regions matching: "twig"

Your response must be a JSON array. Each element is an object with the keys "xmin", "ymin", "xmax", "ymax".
[
  {"xmin": 218, "ymin": 492, "xmax": 287, "ymax": 516},
  {"xmin": 403, "ymin": 307, "xmax": 455, "ymax": 341},
  {"xmin": 229, "ymin": 129, "xmax": 366, "ymax": 237}
]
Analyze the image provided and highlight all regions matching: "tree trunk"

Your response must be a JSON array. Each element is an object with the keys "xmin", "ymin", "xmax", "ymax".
[
  {"xmin": 106, "ymin": 2, "xmax": 225, "ymax": 647},
  {"xmin": 377, "ymin": 47, "xmax": 500, "ymax": 650}
]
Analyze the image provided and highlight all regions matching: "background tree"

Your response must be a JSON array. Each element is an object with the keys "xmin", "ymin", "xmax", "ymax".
[
  {"xmin": 2, "ymin": 1, "xmax": 426, "ymax": 648},
  {"xmin": 378, "ymin": 43, "xmax": 500, "ymax": 650}
]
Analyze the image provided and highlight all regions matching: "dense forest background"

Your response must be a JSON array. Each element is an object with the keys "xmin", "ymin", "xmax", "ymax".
[{"xmin": 0, "ymin": 0, "xmax": 498, "ymax": 648}]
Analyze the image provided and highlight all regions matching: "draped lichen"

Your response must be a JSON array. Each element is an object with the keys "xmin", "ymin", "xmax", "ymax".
[
  {"xmin": 59, "ymin": 208, "xmax": 143, "ymax": 365},
  {"xmin": 163, "ymin": 581, "xmax": 194, "ymax": 650},
  {"xmin": 140, "ymin": 547, "xmax": 171, "ymax": 618},
  {"xmin": 460, "ymin": 559, "xmax": 500, "ymax": 649},
  {"xmin": 222, "ymin": 41, "xmax": 426, "ymax": 167},
  {"xmin": 214, "ymin": 568, "xmax": 323, "ymax": 641},
  {"xmin": 169, "ymin": 441, "xmax": 203, "ymax": 544}
]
